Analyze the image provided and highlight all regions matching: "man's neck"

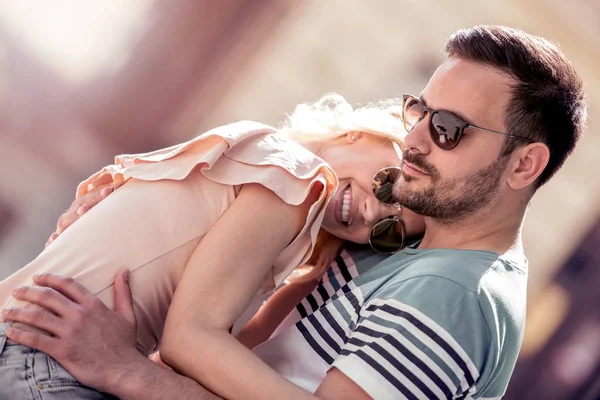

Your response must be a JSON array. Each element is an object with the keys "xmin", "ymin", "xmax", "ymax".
[{"xmin": 417, "ymin": 203, "xmax": 526, "ymax": 255}]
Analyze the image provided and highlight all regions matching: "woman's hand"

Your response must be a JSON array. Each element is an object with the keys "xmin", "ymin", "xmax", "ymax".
[{"xmin": 45, "ymin": 184, "xmax": 113, "ymax": 247}]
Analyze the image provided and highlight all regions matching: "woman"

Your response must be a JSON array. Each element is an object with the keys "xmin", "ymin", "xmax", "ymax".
[{"xmin": 0, "ymin": 94, "xmax": 425, "ymax": 399}]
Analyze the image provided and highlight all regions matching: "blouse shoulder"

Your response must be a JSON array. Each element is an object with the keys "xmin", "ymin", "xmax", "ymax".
[{"xmin": 76, "ymin": 121, "xmax": 339, "ymax": 292}]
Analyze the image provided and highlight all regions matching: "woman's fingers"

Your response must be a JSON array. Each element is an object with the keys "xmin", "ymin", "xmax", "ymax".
[
  {"xmin": 45, "ymin": 232, "xmax": 59, "ymax": 248},
  {"xmin": 2, "ymin": 307, "xmax": 66, "ymax": 337},
  {"xmin": 46, "ymin": 183, "xmax": 113, "ymax": 248},
  {"xmin": 54, "ymin": 183, "xmax": 113, "ymax": 236},
  {"xmin": 69, "ymin": 183, "xmax": 114, "ymax": 212}
]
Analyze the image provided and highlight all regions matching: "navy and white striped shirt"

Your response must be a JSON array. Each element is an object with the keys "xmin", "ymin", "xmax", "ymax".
[{"xmin": 253, "ymin": 246, "xmax": 527, "ymax": 399}]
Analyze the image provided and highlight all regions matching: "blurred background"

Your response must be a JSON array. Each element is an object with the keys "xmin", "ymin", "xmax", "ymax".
[{"xmin": 0, "ymin": 1, "xmax": 598, "ymax": 398}]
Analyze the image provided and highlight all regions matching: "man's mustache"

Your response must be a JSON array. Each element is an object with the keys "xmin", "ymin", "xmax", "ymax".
[{"xmin": 402, "ymin": 151, "xmax": 438, "ymax": 177}]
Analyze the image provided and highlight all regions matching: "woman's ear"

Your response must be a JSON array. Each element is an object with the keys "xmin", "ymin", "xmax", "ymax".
[
  {"xmin": 506, "ymin": 142, "xmax": 550, "ymax": 190},
  {"xmin": 345, "ymin": 131, "xmax": 364, "ymax": 144}
]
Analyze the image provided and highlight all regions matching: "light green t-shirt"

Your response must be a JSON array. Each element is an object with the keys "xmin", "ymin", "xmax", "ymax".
[{"xmin": 256, "ymin": 245, "xmax": 527, "ymax": 399}]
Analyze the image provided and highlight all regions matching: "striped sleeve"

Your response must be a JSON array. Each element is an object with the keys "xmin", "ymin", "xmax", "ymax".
[{"xmin": 331, "ymin": 276, "xmax": 491, "ymax": 400}]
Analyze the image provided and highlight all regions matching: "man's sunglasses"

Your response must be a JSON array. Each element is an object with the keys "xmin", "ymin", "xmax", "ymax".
[
  {"xmin": 369, "ymin": 166, "xmax": 405, "ymax": 254},
  {"xmin": 402, "ymin": 94, "xmax": 532, "ymax": 150}
]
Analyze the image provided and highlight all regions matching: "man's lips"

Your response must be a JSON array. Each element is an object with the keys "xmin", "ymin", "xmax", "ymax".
[{"xmin": 402, "ymin": 161, "xmax": 428, "ymax": 176}]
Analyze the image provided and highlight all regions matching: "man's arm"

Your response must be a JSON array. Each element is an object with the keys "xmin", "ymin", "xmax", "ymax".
[
  {"xmin": 105, "ymin": 354, "xmax": 223, "ymax": 400},
  {"xmin": 108, "ymin": 356, "xmax": 223, "ymax": 400},
  {"xmin": 4, "ymin": 272, "xmax": 377, "ymax": 400},
  {"xmin": 3, "ymin": 272, "xmax": 221, "ymax": 400}
]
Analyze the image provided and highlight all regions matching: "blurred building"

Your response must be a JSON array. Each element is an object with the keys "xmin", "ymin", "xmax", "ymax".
[
  {"xmin": 0, "ymin": 1, "xmax": 599, "ymax": 398},
  {"xmin": 0, "ymin": 0, "xmax": 293, "ymax": 272},
  {"xmin": 506, "ymin": 219, "xmax": 600, "ymax": 399}
]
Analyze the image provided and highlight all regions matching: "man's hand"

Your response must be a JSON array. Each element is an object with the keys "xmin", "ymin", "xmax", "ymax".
[
  {"xmin": 1, "ymin": 271, "xmax": 142, "ymax": 394},
  {"xmin": 45, "ymin": 184, "xmax": 113, "ymax": 247}
]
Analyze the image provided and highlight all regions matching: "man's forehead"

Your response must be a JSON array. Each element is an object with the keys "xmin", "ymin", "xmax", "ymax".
[{"xmin": 420, "ymin": 58, "xmax": 513, "ymax": 126}]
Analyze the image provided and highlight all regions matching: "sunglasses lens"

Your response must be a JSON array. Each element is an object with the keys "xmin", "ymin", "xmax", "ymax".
[
  {"xmin": 402, "ymin": 96, "xmax": 425, "ymax": 132},
  {"xmin": 430, "ymin": 111, "xmax": 462, "ymax": 150},
  {"xmin": 369, "ymin": 218, "xmax": 405, "ymax": 254},
  {"xmin": 372, "ymin": 167, "xmax": 401, "ymax": 205}
]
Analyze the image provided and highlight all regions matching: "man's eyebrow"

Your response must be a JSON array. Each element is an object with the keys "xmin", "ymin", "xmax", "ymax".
[{"xmin": 419, "ymin": 93, "xmax": 475, "ymax": 125}]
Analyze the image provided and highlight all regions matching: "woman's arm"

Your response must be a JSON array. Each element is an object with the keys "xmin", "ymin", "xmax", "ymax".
[
  {"xmin": 160, "ymin": 182, "xmax": 323, "ymax": 400},
  {"xmin": 235, "ymin": 235, "xmax": 344, "ymax": 349},
  {"xmin": 236, "ymin": 279, "xmax": 319, "ymax": 349}
]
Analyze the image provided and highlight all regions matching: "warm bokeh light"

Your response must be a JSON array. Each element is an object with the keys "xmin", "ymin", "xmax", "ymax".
[
  {"xmin": 0, "ymin": 0, "xmax": 153, "ymax": 82},
  {"xmin": 520, "ymin": 284, "xmax": 570, "ymax": 358}
]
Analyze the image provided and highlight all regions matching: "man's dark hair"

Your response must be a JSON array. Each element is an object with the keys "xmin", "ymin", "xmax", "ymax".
[{"xmin": 445, "ymin": 25, "xmax": 587, "ymax": 189}]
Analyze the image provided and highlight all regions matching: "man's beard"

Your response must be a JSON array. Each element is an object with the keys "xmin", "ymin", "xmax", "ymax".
[{"xmin": 393, "ymin": 151, "xmax": 510, "ymax": 223}]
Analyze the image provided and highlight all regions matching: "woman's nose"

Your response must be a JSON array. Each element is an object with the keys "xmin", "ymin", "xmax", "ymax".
[{"xmin": 363, "ymin": 197, "xmax": 394, "ymax": 226}]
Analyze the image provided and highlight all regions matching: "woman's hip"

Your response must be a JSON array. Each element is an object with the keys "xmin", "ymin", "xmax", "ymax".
[{"xmin": 0, "ymin": 322, "xmax": 116, "ymax": 400}]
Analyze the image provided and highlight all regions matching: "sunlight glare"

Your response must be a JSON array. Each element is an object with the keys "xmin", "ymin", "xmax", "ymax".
[{"xmin": 0, "ymin": 0, "xmax": 154, "ymax": 83}]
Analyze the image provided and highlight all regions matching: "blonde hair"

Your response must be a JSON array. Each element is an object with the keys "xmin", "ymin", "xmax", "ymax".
[
  {"xmin": 280, "ymin": 93, "xmax": 406, "ymax": 146},
  {"xmin": 282, "ymin": 93, "xmax": 406, "ymax": 283}
]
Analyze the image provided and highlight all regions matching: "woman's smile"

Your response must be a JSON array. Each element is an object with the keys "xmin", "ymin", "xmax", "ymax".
[
  {"xmin": 317, "ymin": 133, "xmax": 424, "ymax": 244},
  {"xmin": 336, "ymin": 183, "xmax": 354, "ymax": 226}
]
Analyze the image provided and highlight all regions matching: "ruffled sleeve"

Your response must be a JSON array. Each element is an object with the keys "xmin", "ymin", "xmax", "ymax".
[{"xmin": 77, "ymin": 120, "xmax": 338, "ymax": 292}]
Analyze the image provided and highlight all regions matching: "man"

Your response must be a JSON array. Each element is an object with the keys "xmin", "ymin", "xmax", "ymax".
[{"xmin": 2, "ymin": 25, "xmax": 586, "ymax": 399}]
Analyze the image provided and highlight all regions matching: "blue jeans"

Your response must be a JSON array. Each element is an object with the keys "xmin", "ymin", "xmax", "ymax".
[{"xmin": 0, "ymin": 322, "xmax": 118, "ymax": 400}]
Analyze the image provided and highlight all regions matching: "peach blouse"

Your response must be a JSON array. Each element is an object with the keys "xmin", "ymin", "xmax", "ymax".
[{"xmin": 0, "ymin": 121, "xmax": 337, "ymax": 355}]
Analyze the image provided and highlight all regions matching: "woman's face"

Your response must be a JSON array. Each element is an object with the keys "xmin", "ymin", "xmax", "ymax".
[{"xmin": 319, "ymin": 133, "xmax": 426, "ymax": 245}]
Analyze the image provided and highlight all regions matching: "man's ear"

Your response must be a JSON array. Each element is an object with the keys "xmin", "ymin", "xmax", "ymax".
[
  {"xmin": 506, "ymin": 143, "xmax": 550, "ymax": 190},
  {"xmin": 345, "ymin": 131, "xmax": 364, "ymax": 144}
]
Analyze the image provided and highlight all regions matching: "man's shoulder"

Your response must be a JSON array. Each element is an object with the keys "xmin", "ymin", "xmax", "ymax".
[
  {"xmin": 368, "ymin": 247, "xmax": 527, "ymax": 293},
  {"xmin": 347, "ymin": 248, "xmax": 527, "ymax": 399},
  {"xmin": 359, "ymin": 247, "xmax": 528, "ymax": 333},
  {"xmin": 352, "ymin": 246, "xmax": 528, "ymax": 360}
]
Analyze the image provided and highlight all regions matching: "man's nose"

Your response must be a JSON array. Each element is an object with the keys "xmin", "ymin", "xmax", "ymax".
[{"xmin": 403, "ymin": 115, "xmax": 432, "ymax": 155}]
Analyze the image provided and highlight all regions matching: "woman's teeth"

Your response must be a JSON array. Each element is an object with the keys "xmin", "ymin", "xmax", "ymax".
[{"xmin": 342, "ymin": 186, "xmax": 351, "ymax": 225}]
